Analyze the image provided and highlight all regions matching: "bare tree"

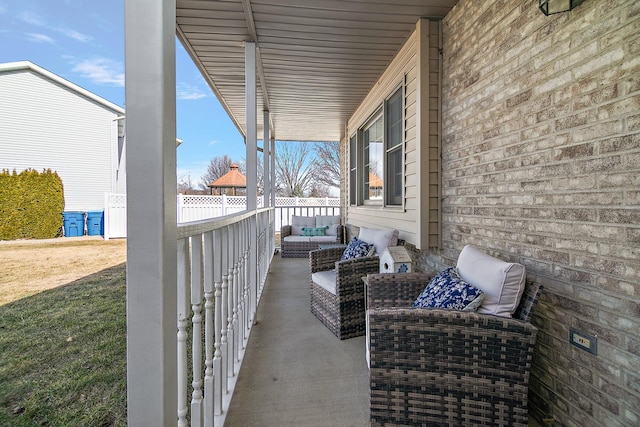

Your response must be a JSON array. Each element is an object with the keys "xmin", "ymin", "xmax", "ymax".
[
  {"xmin": 199, "ymin": 155, "xmax": 243, "ymax": 190},
  {"xmin": 177, "ymin": 173, "xmax": 208, "ymax": 194},
  {"xmin": 308, "ymin": 184, "xmax": 332, "ymax": 198},
  {"xmin": 241, "ymin": 154, "xmax": 264, "ymax": 195},
  {"xmin": 312, "ymin": 141, "xmax": 340, "ymax": 191},
  {"xmin": 275, "ymin": 141, "xmax": 316, "ymax": 197}
]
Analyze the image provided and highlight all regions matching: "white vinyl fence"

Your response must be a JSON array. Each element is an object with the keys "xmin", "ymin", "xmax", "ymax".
[{"xmin": 104, "ymin": 193, "xmax": 340, "ymax": 240}]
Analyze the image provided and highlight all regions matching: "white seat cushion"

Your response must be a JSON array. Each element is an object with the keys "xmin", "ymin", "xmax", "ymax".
[
  {"xmin": 309, "ymin": 235, "xmax": 336, "ymax": 242},
  {"xmin": 283, "ymin": 236, "xmax": 311, "ymax": 243},
  {"xmin": 311, "ymin": 269, "xmax": 337, "ymax": 295},
  {"xmin": 456, "ymin": 245, "xmax": 525, "ymax": 317}
]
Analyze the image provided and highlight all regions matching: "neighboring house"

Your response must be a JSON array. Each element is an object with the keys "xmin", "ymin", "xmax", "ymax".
[{"xmin": 0, "ymin": 61, "xmax": 125, "ymax": 212}]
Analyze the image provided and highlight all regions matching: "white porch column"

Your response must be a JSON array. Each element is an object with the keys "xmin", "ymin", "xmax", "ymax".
[
  {"xmin": 270, "ymin": 138, "xmax": 276, "ymax": 207},
  {"xmin": 263, "ymin": 110, "xmax": 270, "ymax": 208},
  {"xmin": 245, "ymin": 41, "xmax": 257, "ymax": 211},
  {"xmin": 245, "ymin": 41, "xmax": 259, "ymax": 325},
  {"xmin": 124, "ymin": 0, "xmax": 177, "ymax": 425}
]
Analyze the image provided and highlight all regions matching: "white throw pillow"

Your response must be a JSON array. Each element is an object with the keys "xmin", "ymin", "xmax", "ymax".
[
  {"xmin": 324, "ymin": 224, "xmax": 340, "ymax": 237},
  {"xmin": 456, "ymin": 245, "xmax": 525, "ymax": 318},
  {"xmin": 358, "ymin": 227, "xmax": 399, "ymax": 255},
  {"xmin": 291, "ymin": 215, "xmax": 316, "ymax": 235}
]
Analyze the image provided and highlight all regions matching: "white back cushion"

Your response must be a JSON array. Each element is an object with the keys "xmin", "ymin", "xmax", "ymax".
[
  {"xmin": 456, "ymin": 245, "xmax": 525, "ymax": 318},
  {"xmin": 291, "ymin": 216, "xmax": 316, "ymax": 235},
  {"xmin": 358, "ymin": 227, "xmax": 399, "ymax": 255},
  {"xmin": 315, "ymin": 215, "xmax": 340, "ymax": 227},
  {"xmin": 316, "ymin": 216, "xmax": 340, "ymax": 237}
]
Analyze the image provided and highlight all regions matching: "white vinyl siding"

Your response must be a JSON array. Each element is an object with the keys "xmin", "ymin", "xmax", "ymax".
[
  {"xmin": 0, "ymin": 68, "xmax": 124, "ymax": 211},
  {"xmin": 346, "ymin": 19, "xmax": 441, "ymax": 249}
]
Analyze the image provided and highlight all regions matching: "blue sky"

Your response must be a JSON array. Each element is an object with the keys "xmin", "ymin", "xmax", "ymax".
[{"xmin": 0, "ymin": 0, "xmax": 247, "ymax": 188}]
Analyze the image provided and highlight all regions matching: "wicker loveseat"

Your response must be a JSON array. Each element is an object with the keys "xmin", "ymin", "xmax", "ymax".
[
  {"xmin": 309, "ymin": 226, "xmax": 399, "ymax": 339},
  {"xmin": 366, "ymin": 246, "xmax": 543, "ymax": 427},
  {"xmin": 280, "ymin": 215, "xmax": 343, "ymax": 258}
]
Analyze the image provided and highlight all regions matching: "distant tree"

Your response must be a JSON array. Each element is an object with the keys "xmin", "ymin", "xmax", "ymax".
[
  {"xmin": 199, "ymin": 155, "xmax": 244, "ymax": 191},
  {"xmin": 312, "ymin": 141, "xmax": 340, "ymax": 192},
  {"xmin": 308, "ymin": 184, "xmax": 332, "ymax": 198},
  {"xmin": 177, "ymin": 173, "xmax": 208, "ymax": 194},
  {"xmin": 242, "ymin": 154, "xmax": 264, "ymax": 196},
  {"xmin": 275, "ymin": 141, "xmax": 316, "ymax": 197}
]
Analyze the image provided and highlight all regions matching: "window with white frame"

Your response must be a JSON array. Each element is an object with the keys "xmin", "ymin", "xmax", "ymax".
[{"xmin": 350, "ymin": 85, "xmax": 403, "ymax": 207}]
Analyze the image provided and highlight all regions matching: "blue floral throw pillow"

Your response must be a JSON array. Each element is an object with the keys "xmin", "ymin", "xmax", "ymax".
[
  {"xmin": 413, "ymin": 267, "xmax": 484, "ymax": 311},
  {"xmin": 341, "ymin": 237, "xmax": 374, "ymax": 261}
]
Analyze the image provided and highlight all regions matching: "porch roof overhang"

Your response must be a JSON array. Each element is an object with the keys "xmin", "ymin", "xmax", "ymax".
[{"xmin": 176, "ymin": 0, "xmax": 458, "ymax": 143}]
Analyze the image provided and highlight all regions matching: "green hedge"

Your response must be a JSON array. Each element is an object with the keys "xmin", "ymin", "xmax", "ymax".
[{"xmin": 0, "ymin": 169, "xmax": 65, "ymax": 240}]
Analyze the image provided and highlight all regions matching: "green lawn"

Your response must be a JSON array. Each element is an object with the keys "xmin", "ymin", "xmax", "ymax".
[{"xmin": 0, "ymin": 264, "xmax": 127, "ymax": 426}]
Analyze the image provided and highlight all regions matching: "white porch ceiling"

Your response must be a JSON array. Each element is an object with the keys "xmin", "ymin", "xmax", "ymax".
[{"xmin": 176, "ymin": 0, "xmax": 458, "ymax": 142}]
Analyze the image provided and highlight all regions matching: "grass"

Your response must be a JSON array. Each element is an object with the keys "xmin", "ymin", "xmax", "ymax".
[{"xmin": 0, "ymin": 264, "xmax": 127, "ymax": 426}]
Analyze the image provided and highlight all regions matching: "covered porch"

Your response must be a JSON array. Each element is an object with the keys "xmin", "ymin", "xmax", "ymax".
[{"xmin": 124, "ymin": 0, "xmax": 639, "ymax": 426}]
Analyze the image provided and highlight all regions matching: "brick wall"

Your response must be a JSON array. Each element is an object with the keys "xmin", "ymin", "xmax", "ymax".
[{"xmin": 433, "ymin": 0, "xmax": 640, "ymax": 425}]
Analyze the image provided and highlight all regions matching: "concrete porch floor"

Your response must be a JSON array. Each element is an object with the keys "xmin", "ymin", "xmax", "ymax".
[
  {"xmin": 225, "ymin": 252, "xmax": 544, "ymax": 427},
  {"xmin": 225, "ymin": 253, "xmax": 369, "ymax": 426}
]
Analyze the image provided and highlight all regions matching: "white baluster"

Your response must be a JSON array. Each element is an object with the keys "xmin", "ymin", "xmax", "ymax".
[
  {"xmin": 236, "ymin": 221, "xmax": 244, "ymax": 347},
  {"xmin": 227, "ymin": 224, "xmax": 236, "ymax": 377},
  {"xmin": 243, "ymin": 220, "xmax": 255, "ymax": 339},
  {"xmin": 239, "ymin": 220, "xmax": 249, "ymax": 349},
  {"xmin": 203, "ymin": 231, "xmax": 215, "ymax": 423},
  {"xmin": 220, "ymin": 226, "xmax": 229, "ymax": 392},
  {"xmin": 232, "ymin": 222, "xmax": 240, "ymax": 363},
  {"xmin": 190, "ymin": 235, "xmax": 203, "ymax": 427},
  {"xmin": 212, "ymin": 228, "xmax": 223, "ymax": 415},
  {"xmin": 177, "ymin": 238, "xmax": 190, "ymax": 427}
]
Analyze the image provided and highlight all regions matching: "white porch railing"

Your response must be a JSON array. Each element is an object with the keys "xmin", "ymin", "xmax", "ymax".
[
  {"xmin": 104, "ymin": 193, "xmax": 340, "ymax": 240},
  {"xmin": 176, "ymin": 208, "xmax": 274, "ymax": 426}
]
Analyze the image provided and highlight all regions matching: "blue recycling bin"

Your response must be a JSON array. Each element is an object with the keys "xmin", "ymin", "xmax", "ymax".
[
  {"xmin": 86, "ymin": 210, "xmax": 104, "ymax": 236},
  {"xmin": 62, "ymin": 212, "xmax": 85, "ymax": 237}
]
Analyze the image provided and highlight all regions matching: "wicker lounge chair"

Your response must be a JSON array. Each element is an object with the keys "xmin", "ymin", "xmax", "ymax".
[
  {"xmin": 281, "ymin": 215, "xmax": 344, "ymax": 258},
  {"xmin": 309, "ymin": 246, "xmax": 379, "ymax": 339},
  {"xmin": 309, "ymin": 226, "xmax": 399, "ymax": 340},
  {"xmin": 367, "ymin": 256, "xmax": 543, "ymax": 426}
]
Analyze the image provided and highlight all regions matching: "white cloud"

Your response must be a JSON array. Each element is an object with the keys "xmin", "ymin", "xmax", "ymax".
[
  {"xmin": 19, "ymin": 9, "xmax": 92, "ymax": 43},
  {"xmin": 20, "ymin": 11, "xmax": 44, "ymax": 26},
  {"xmin": 72, "ymin": 58, "xmax": 124, "ymax": 86},
  {"xmin": 26, "ymin": 33, "xmax": 55, "ymax": 44},
  {"xmin": 208, "ymin": 139, "xmax": 219, "ymax": 146},
  {"xmin": 177, "ymin": 82, "xmax": 207, "ymax": 100},
  {"xmin": 59, "ymin": 27, "xmax": 92, "ymax": 43}
]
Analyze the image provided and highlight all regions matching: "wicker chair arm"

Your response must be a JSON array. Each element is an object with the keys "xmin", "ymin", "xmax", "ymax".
[
  {"xmin": 335, "ymin": 256, "xmax": 380, "ymax": 280},
  {"xmin": 369, "ymin": 307, "xmax": 538, "ymax": 426},
  {"xmin": 309, "ymin": 247, "xmax": 345, "ymax": 273},
  {"xmin": 336, "ymin": 224, "xmax": 345, "ymax": 244},
  {"xmin": 366, "ymin": 272, "xmax": 432, "ymax": 309},
  {"xmin": 281, "ymin": 225, "xmax": 292, "ymax": 238}
]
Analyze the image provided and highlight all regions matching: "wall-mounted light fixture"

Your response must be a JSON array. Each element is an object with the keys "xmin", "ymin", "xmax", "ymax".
[{"xmin": 539, "ymin": 0, "xmax": 585, "ymax": 15}]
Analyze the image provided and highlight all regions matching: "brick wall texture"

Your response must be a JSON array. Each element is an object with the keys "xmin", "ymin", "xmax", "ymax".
[{"xmin": 432, "ymin": 0, "xmax": 640, "ymax": 426}]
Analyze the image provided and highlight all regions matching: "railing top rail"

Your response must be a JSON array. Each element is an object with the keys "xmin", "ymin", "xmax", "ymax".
[{"xmin": 177, "ymin": 207, "xmax": 273, "ymax": 239}]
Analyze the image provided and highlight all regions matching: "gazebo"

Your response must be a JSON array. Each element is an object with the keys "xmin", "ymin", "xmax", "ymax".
[{"xmin": 207, "ymin": 163, "xmax": 246, "ymax": 196}]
